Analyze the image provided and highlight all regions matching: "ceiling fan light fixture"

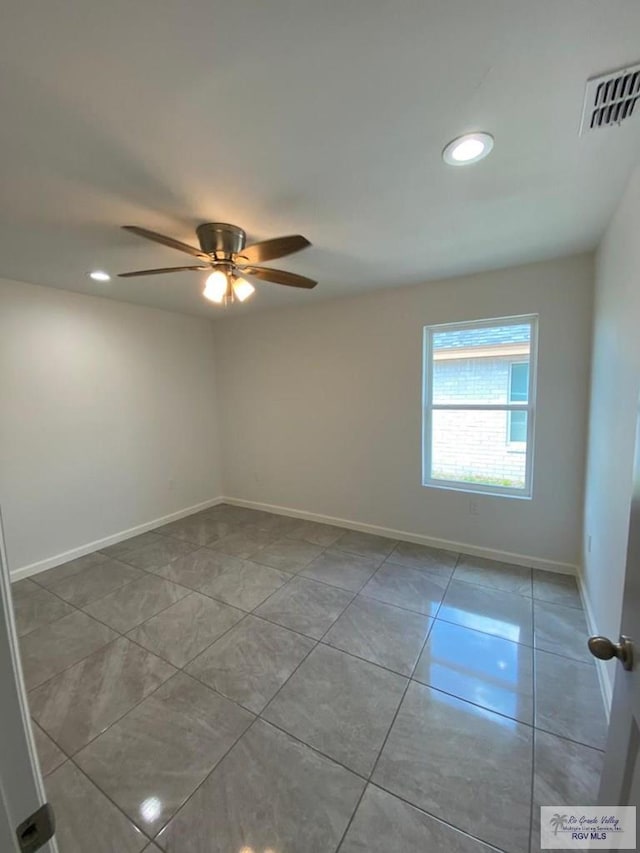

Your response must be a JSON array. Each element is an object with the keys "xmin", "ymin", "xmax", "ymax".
[
  {"xmin": 120, "ymin": 223, "xmax": 317, "ymax": 296},
  {"xmin": 442, "ymin": 132, "xmax": 494, "ymax": 165},
  {"xmin": 232, "ymin": 277, "xmax": 255, "ymax": 302},
  {"xmin": 203, "ymin": 269, "xmax": 228, "ymax": 304}
]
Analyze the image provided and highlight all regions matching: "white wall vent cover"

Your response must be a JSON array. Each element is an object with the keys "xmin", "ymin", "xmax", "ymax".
[{"xmin": 579, "ymin": 63, "xmax": 640, "ymax": 134}]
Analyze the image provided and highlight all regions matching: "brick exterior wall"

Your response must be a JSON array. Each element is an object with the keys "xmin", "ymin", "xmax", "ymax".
[{"xmin": 431, "ymin": 356, "xmax": 526, "ymax": 488}]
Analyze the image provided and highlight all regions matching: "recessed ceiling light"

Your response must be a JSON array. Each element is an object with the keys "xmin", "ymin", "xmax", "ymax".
[
  {"xmin": 442, "ymin": 132, "xmax": 494, "ymax": 166},
  {"xmin": 89, "ymin": 270, "xmax": 111, "ymax": 282}
]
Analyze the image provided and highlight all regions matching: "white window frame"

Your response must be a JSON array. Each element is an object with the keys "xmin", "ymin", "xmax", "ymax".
[{"xmin": 422, "ymin": 314, "xmax": 538, "ymax": 499}]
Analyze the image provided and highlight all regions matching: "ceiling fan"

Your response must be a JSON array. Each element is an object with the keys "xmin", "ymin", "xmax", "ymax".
[{"xmin": 119, "ymin": 222, "xmax": 316, "ymax": 305}]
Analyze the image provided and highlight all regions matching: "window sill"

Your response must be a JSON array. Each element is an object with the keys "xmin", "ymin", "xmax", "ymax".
[
  {"xmin": 422, "ymin": 479, "xmax": 533, "ymax": 500},
  {"xmin": 506, "ymin": 443, "xmax": 527, "ymax": 455}
]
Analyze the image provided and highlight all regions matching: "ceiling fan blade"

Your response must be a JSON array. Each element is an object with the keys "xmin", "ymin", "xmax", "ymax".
[
  {"xmin": 241, "ymin": 265, "xmax": 317, "ymax": 289},
  {"xmin": 236, "ymin": 235, "xmax": 311, "ymax": 265},
  {"xmin": 122, "ymin": 225, "xmax": 208, "ymax": 259},
  {"xmin": 118, "ymin": 265, "xmax": 210, "ymax": 278}
]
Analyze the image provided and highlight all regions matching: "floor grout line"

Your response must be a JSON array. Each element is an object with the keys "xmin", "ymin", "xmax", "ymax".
[
  {"xmin": 366, "ymin": 559, "xmax": 455, "ymax": 781},
  {"xmin": 22, "ymin": 537, "xmax": 598, "ymax": 742},
  {"xmin": 14, "ymin": 506, "xmax": 597, "ymax": 852},
  {"xmin": 368, "ymin": 778, "xmax": 511, "ymax": 853},
  {"xmin": 335, "ymin": 559, "xmax": 458, "ymax": 852},
  {"xmin": 65, "ymin": 758, "xmax": 159, "ymax": 847},
  {"xmin": 82, "ymin": 585, "xmax": 194, "ymax": 636},
  {"xmin": 22, "ymin": 592, "xmax": 601, "ymax": 755},
  {"xmin": 150, "ymin": 716, "xmax": 265, "ymax": 850},
  {"xmin": 148, "ymin": 608, "xmax": 327, "ymax": 846},
  {"xmin": 124, "ymin": 601, "xmax": 254, "ymax": 671}
]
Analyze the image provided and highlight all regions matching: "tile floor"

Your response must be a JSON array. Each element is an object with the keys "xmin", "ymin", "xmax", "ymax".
[{"xmin": 10, "ymin": 504, "xmax": 607, "ymax": 853}]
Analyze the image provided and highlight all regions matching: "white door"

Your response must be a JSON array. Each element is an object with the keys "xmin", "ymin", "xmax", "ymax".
[
  {"xmin": 589, "ymin": 404, "xmax": 640, "ymax": 806},
  {"xmin": 0, "ymin": 510, "xmax": 57, "ymax": 853}
]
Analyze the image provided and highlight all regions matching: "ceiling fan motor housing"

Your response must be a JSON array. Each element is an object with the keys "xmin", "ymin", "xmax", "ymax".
[{"xmin": 196, "ymin": 222, "xmax": 246, "ymax": 258}]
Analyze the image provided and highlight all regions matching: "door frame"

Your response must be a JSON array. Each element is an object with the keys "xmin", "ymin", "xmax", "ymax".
[{"xmin": 0, "ymin": 508, "xmax": 58, "ymax": 853}]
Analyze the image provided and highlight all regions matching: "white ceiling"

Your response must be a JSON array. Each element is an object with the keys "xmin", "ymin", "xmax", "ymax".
[{"xmin": 1, "ymin": 0, "xmax": 640, "ymax": 318}]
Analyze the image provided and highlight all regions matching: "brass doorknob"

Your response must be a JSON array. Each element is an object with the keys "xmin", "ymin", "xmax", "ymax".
[{"xmin": 588, "ymin": 635, "xmax": 634, "ymax": 671}]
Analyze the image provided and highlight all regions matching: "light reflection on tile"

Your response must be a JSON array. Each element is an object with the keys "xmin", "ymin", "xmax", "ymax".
[
  {"xmin": 360, "ymin": 562, "xmax": 446, "ymax": 616},
  {"xmin": 12, "ymin": 506, "xmax": 607, "ymax": 853},
  {"xmin": 438, "ymin": 579, "xmax": 533, "ymax": 644},
  {"xmin": 414, "ymin": 620, "xmax": 533, "ymax": 723}
]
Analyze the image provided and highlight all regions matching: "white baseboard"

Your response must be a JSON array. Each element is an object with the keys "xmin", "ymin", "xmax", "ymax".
[
  {"xmin": 11, "ymin": 490, "xmax": 579, "ymax": 581},
  {"xmin": 222, "ymin": 495, "xmax": 578, "ymax": 576},
  {"xmin": 576, "ymin": 564, "xmax": 613, "ymax": 721},
  {"xmin": 9, "ymin": 497, "xmax": 226, "ymax": 583}
]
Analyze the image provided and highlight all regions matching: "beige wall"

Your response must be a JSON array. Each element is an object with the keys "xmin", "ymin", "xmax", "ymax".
[
  {"xmin": 214, "ymin": 253, "xmax": 594, "ymax": 571},
  {"xmin": 0, "ymin": 277, "xmax": 223, "ymax": 572},
  {"xmin": 583, "ymin": 163, "xmax": 640, "ymax": 707},
  {"xmin": 0, "ymin": 250, "xmax": 597, "ymax": 579}
]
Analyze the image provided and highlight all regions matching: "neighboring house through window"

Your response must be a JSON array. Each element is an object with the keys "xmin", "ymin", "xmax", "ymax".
[
  {"xmin": 508, "ymin": 362, "xmax": 529, "ymax": 446},
  {"xmin": 422, "ymin": 315, "xmax": 538, "ymax": 497}
]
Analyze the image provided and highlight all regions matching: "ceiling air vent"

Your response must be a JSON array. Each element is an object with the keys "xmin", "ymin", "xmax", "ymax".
[{"xmin": 579, "ymin": 62, "xmax": 640, "ymax": 135}]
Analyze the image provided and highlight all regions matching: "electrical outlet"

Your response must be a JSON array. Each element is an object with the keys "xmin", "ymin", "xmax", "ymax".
[
  {"xmin": 168, "ymin": 478, "xmax": 175, "ymax": 491},
  {"xmin": 469, "ymin": 497, "xmax": 480, "ymax": 516}
]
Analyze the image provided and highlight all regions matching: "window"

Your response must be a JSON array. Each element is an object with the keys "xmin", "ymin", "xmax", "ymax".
[{"xmin": 422, "ymin": 315, "xmax": 538, "ymax": 497}]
